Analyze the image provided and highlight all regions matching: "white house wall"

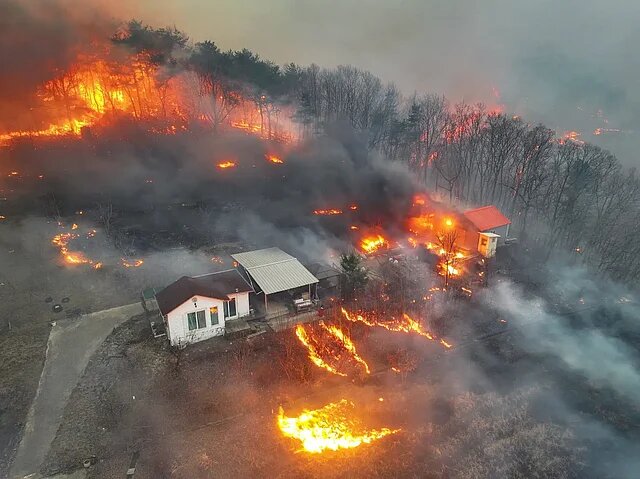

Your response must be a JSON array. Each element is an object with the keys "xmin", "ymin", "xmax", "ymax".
[{"xmin": 165, "ymin": 292, "xmax": 250, "ymax": 346}]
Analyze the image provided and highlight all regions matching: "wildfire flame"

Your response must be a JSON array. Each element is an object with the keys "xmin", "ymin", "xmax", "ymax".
[
  {"xmin": 121, "ymin": 258, "xmax": 144, "ymax": 268},
  {"xmin": 295, "ymin": 323, "xmax": 370, "ymax": 376},
  {"xmin": 277, "ymin": 399, "xmax": 399, "ymax": 453},
  {"xmin": 360, "ymin": 234, "xmax": 388, "ymax": 254},
  {"xmin": 52, "ymin": 230, "xmax": 99, "ymax": 268},
  {"xmin": 217, "ymin": 160, "xmax": 236, "ymax": 169},
  {"xmin": 323, "ymin": 324, "xmax": 370, "ymax": 374},
  {"xmin": 341, "ymin": 308, "xmax": 452, "ymax": 349},
  {"xmin": 265, "ymin": 154, "xmax": 283, "ymax": 164},
  {"xmin": 313, "ymin": 208, "xmax": 343, "ymax": 216},
  {"xmin": 0, "ymin": 45, "xmax": 298, "ymax": 146}
]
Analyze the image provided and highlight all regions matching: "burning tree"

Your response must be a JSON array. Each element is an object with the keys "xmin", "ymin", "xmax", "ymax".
[{"xmin": 436, "ymin": 227, "xmax": 459, "ymax": 289}]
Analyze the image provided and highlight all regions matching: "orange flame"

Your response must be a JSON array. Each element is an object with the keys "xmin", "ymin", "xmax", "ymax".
[
  {"xmin": 341, "ymin": 308, "xmax": 452, "ymax": 349},
  {"xmin": 217, "ymin": 160, "xmax": 236, "ymax": 169},
  {"xmin": 295, "ymin": 324, "xmax": 346, "ymax": 376},
  {"xmin": 121, "ymin": 258, "xmax": 144, "ymax": 268},
  {"xmin": 265, "ymin": 154, "xmax": 283, "ymax": 164},
  {"xmin": 295, "ymin": 323, "xmax": 370, "ymax": 376},
  {"xmin": 313, "ymin": 208, "xmax": 343, "ymax": 216},
  {"xmin": 323, "ymin": 324, "xmax": 370, "ymax": 374},
  {"xmin": 277, "ymin": 399, "xmax": 400, "ymax": 453},
  {"xmin": 51, "ymin": 229, "xmax": 99, "ymax": 268},
  {"xmin": 360, "ymin": 234, "xmax": 388, "ymax": 254}
]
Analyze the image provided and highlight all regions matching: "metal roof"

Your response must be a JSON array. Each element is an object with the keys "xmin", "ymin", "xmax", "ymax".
[
  {"xmin": 463, "ymin": 205, "xmax": 511, "ymax": 232},
  {"xmin": 231, "ymin": 248, "xmax": 319, "ymax": 295}
]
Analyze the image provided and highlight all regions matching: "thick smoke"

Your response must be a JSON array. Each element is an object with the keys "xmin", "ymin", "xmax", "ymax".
[
  {"xmin": 132, "ymin": 0, "xmax": 640, "ymax": 166},
  {"xmin": 0, "ymin": 0, "xmax": 116, "ymax": 130},
  {"xmin": 7, "ymin": 122, "xmax": 417, "ymax": 262},
  {"xmin": 476, "ymin": 261, "xmax": 640, "ymax": 478}
]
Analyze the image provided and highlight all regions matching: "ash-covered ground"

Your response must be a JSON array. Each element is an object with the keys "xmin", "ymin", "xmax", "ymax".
[{"xmin": 1, "ymin": 126, "xmax": 639, "ymax": 479}]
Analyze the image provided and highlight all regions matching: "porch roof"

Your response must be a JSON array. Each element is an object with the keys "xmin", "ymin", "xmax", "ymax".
[{"xmin": 231, "ymin": 247, "xmax": 319, "ymax": 295}]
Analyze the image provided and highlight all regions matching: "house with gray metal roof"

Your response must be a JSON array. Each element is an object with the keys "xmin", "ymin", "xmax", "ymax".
[{"xmin": 231, "ymin": 247, "xmax": 319, "ymax": 318}]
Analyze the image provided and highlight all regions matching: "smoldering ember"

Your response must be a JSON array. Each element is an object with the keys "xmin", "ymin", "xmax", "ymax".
[{"xmin": 1, "ymin": 4, "xmax": 639, "ymax": 479}]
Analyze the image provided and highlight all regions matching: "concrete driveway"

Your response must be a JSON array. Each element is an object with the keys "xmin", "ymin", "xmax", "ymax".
[{"xmin": 10, "ymin": 303, "xmax": 143, "ymax": 479}]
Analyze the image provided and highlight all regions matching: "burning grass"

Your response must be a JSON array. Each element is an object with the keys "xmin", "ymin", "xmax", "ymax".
[
  {"xmin": 313, "ymin": 209, "xmax": 343, "ymax": 216},
  {"xmin": 277, "ymin": 399, "xmax": 399, "ymax": 453},
  {"xmin": 341, "ymin": 308, "xmax": 452, "ymax": 349},
  {"xmin": 51, "ymin": 230, "xmax": 101, "ymax": 268},
  {"xmin": 217, "ymin": 160, "xmax": 236, "ymax": 169},
  {"xmin": 265, "ymin": 154, "xmax": 284, "ymax": 164},
  {"xmin": 295, "ymin": 322, "xmax": 370, "ymax": 377}
]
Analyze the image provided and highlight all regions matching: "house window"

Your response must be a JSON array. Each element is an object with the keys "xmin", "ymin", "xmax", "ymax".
[
  {"xmin": 480, "ymin": 238, "xmax": 488, "ymax": 246},
  {"xmin": 224, "ymin": 298, "xmax": 237, "ymax": 318},
  {"xmin": 210, "ymin": 306, "xmax": 219, "ymax": 325},
  {"xmin": 187, "ymin": 310, "xmax": 207, "ymax": 331}
]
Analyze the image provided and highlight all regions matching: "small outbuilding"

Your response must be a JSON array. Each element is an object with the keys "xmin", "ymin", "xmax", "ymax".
[
  {"xmin": 460, "ymin": 205, "xmax": 511, "ymax": 258},
  {"xmin": 155, "ymin": 269, "xmax": 253, "ymax": 346}
]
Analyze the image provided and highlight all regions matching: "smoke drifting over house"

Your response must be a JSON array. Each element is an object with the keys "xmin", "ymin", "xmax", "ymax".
[{"xmin": 1, "ymin": 2, "xmax": 639, "ymax": 478}]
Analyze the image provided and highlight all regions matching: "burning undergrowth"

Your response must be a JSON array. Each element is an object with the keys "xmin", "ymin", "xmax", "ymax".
[
  {"xmin": 2, "ymin": 4, "xmax": 639, "ymax": 478},
  {"xmin": 277, "ymin": 399, "xmax": 399, "ymax": 453}
]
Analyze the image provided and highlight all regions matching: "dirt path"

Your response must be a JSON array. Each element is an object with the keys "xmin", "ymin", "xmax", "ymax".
[{"xmin": 10, "ymin": 303, "xmax": 143, "ymax": 479}]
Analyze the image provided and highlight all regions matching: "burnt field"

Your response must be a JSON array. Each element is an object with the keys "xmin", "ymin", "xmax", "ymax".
[
  {"xmin": 37, "ymin": 276, "xmax": 640, "ymax": 479},
  {"xmin": 1, "ymin": 126, "xmax": 639, "ymax": 478},
  {"xmin": 2, "ymin": 10, "xmax": 640, "ymax": 477}
]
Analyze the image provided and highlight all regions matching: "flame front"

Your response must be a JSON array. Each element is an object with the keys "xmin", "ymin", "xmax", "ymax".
[
  {"xmin": 313, "ymin": 208, "xmax": 343, "ymax": 216},
  {"xmin": 360, "ymin": 234, "xmax": 388, "ymax": 254},
  {"xmin": 341, "ymin": 308, "xmax": 452, "ymax": 349},
  {"xmin": 295, "ymin": 324, "xmax": 346, "ymax": 377},
  {"xmin": 217, "ymin": 160, "xmax": 236, "ymax": 169},
  {"xmin": 265, "ymin": 154, "xmax": 283, "ymax": 164},
  {"xmin": 52, "ymin": 231, "xmax": 99, "ymax": 267},
  {"xmin": 323, "ymin": 324, "xmax": 370, "ymax": 374},
  {"xmin": 277, "ymin": 399, "xmax": 399, "ymax": 453},
  {"xmin": 121, "ymin": 258, "xmax": 144, "ymax": 268},
  {"xmin": 295, "ymin": 323, "xmax": 370, "ymax": 376}
]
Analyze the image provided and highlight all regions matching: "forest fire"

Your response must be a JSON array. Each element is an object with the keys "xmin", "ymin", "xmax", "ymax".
[
  {"xmin": 0, "ymin": 29, "xmax": 298, "ymax": 147},
  {"xmin": 217, "ymin": 160, "xmax": 236, "ymax": 169},
  {"xmin": 51, "ymin": 231, "xmax": 99, "ymax": 268},
  {"xmin": 265, "ymin": 154, "xmax": 283, "ymax": 164},
  {"xmin": 277, "ymin": 399, "xmax": 399, "ymax": 453},
  {"xmin": 295, "ymin": 323, "xmax": 370, "ymax": 376},
  {"xmin": 559, "ymin": 130, "xmax": 585, "ymax": 145},
  {"xmin": 121, "ymin": 258, "xmax": 144, "ymax": 268},
  {"xmin": 341, "ymin": 308, "xmax": 452, "ymax": 349},
  {"xmin": 0, "ymin": 55, "xmax": 176, "ymax": 145},
  {"xmin": 313, "ymin": 208, "xmax": 343, "ymax": 216},
  {"xmin": 359, "ymin": 234, "xmax": 388, "ymax": 254}
]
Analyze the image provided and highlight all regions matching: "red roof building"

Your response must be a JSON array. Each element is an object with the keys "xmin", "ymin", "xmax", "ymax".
[{"xmin": 463, "ymin": 205, "xmax": 511, "ymax": 232}]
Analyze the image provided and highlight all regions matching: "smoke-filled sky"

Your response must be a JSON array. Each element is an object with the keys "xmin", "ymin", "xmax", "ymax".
[{"xmin": 126, "ymin": 0, "xmax": 639, "ymax": 166}]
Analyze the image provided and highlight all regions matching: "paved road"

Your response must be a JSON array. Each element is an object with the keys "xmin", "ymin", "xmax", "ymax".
[{"xmin": 10, "ymin": 303, "xmax": 143, "ymax": 479}]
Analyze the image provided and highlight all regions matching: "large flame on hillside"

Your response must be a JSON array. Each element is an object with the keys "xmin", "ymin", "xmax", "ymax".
[
  {"xmin": 277, "ymin": 399, "xmax": 399, "ymax": 453},
  {"xmin": 0, "ymin": 54, "xmax": 184, "ymax": 145},
  {"xmin": 0, "ymin": 43, "xmax": 296, "ymax": 145},
  {"xmin": 341, "ymin": 308, "xmax": 452, "ymax": 349}
]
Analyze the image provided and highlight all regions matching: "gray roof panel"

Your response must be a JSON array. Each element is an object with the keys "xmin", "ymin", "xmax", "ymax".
[{"xmin": 231, "ymin": 248, "xmax": 318, "ymax": 295}]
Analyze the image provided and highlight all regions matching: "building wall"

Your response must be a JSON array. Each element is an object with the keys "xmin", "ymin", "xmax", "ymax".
[
  {"xmin": 165, "ymin": 292, "xmax": 250, "ymax": 346},
  {"xmin": 484, "ymin": 224, "xmax": 510, "ymax": 242},
  {"xmin": 459, "ymin": 224, "xmax": 510, "ymax": 253}
]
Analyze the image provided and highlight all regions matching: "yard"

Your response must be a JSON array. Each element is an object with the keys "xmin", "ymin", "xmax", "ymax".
[{"xmin": 41, "ymin": 302, "xmax": 583, "ymax": 479}]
